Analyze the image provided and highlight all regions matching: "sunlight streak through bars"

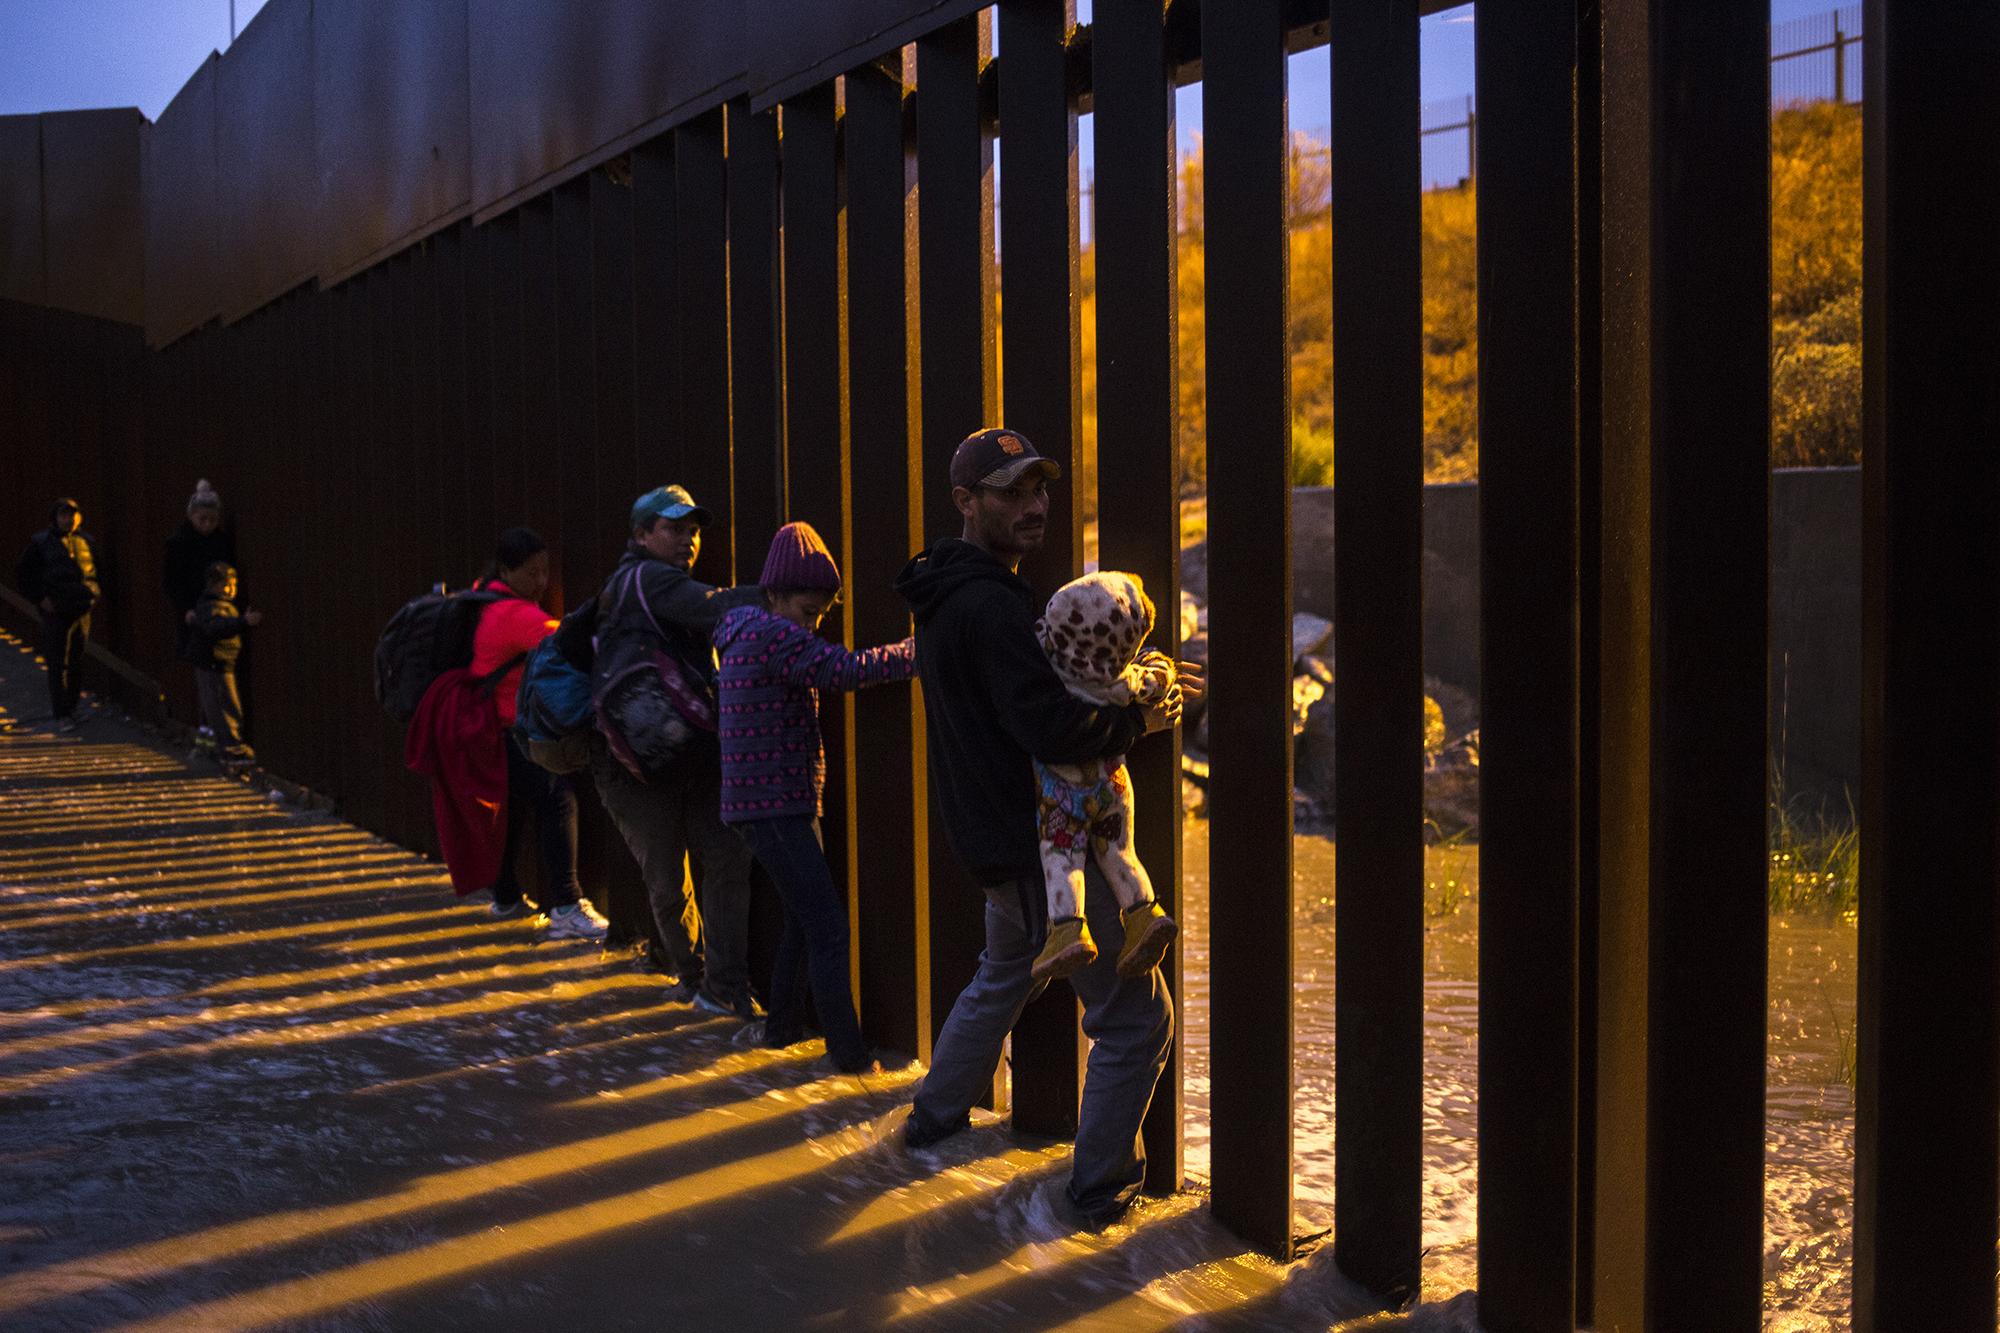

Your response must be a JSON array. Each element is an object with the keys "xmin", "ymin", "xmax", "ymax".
[
  {"xmin": 0, "ymin": 1071, "xmax": 908, "ymax": 1319},
  {"xmin": 1853, "ymin": 1, "xmax": 2000, "ymax": 1325},
  {"xmin": 1201, "ymin": 0, "xmax": 1295, "ymax": 1261},
  {"xmin": 105, "ymin": 1089, "xmax": 918, "ymax": 1333},
  {"xmin": 1329, "ymin": 0, "xmax": 1426, "ymax": 1301},
  {"xmin": 0, "ymin": 952, "xmax": 611, "ymax": 1061},
  {"xmin": 0, "ymin": 969, "xmax": 660, "ymax": 1096},
  {"xmin": 1592, "ymin": 1, "xmax": 1770, "ymax": 1323},
  {"xmin": 0, "ymin": 904, "xmax": 464, "ymax": 972},
  {"xmin": 1475, "ymin": 1, "xmax": 1584, "ymax": 1323}
]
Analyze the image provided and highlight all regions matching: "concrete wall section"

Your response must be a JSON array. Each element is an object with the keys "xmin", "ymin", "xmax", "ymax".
[
  {"xmin": 1291, "ymin": 482, "xmax": 1484, "ymax": 696},
  {"xmin": 1288, "ymin": 471, "xmax": 1861, "ymax": 804},
  {"xmin": 468, "ymin": 0, "xmax": 745, "ymax": 222},
  {"xmin": 216, "ymin": 0, "xmax": 319, "ymax": 322},
  {"xmin": 1768, "ymin": 466, "xmax": 1862, "ymax": 809},
  {"xmin": 313, "ymin": 0, "xmax": 471, "ymax": 285}
]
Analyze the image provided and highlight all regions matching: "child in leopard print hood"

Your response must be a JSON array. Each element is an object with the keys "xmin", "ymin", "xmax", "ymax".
[{"xmin": 1030, "ymin": 570, "xmax": 1181, "ymax": 982}]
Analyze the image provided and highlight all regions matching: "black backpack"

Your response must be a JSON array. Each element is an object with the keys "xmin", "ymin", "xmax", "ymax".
[{"xmin": 373, "ymin": 585, "xmax": 504, "ymax": 722}]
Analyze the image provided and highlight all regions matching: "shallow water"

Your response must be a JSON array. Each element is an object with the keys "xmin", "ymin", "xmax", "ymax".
[{"xmin": 1177, "ymin": 818, "xmax": 1860, "ymax": 1326}]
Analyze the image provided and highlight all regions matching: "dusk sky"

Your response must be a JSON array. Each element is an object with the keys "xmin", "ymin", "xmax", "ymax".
[{"xmin": 0, "ymin": 0, "xmax": 1849, "ymax": 193}]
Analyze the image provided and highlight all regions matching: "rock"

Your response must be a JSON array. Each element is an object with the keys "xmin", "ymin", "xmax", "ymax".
[
  {"xmin": 1293, "ymin": 613, "xmax": 1332, "ymax": 663},
  {"xmin": 1179, "ymin": 590, "xmax": 1204, "ymax": 643},
  {"xmin": 1296, "ymin": 689, "xmax": 1337, "ymax": 803},
  {"xmin": 1424, "ymin": 748, "xmax": 1480, "ymax": 841},
  {"xmin": 1182, "ymin": 631, "xmax": 1209, "ymax": 669},
  {"xmin": 1292, "ymin": 673, "xmax": 1325, "ymax": 737},
  {"xmin": 1181, "ymin": 542, "xmax": 1209, "ymax": 601},
  {"xmin": 1425, "ymin": 674, "xmax": 1479, "ymax": 742}
]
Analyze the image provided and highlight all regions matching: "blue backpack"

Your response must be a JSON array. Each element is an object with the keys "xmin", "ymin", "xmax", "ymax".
[{"xmin": 514, "ymin": 597, "xmax": 597, "ymax": 773}]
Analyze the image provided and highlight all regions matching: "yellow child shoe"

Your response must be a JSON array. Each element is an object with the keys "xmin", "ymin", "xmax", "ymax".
[
  {"xmin": 1116, "ymin": 901, "xmax": 1179, "ymax": 978},
  {"xmin": 1033, "ymin": 916, "xmax": 1098, "ymax": 982}
]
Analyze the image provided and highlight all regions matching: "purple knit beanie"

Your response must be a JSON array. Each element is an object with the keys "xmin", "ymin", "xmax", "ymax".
[{"xmin": 759, "ymin": 521, "xmax": 842, "ymax": 592}]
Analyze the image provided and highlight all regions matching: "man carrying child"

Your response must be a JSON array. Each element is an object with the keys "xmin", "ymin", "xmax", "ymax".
[{"xmin": 894, "ymin": 427, "xmax": 1202, "ymax": 1229}]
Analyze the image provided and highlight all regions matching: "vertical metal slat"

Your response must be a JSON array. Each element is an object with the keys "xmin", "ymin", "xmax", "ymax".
[
  {"xmin": 1594, "ymin": 2, "xmax": 1769, "ymax": 1325},
  {"xmin": 1475, "ymin": 2, "xmax": 1583, "ymax": 1324},
  {"xmin": 1854, "ymin": 1, "xmax": 2000, "ymax": 1326},
  {"xmin": 1329, "ymin": 0, "xmax": 1425, "ymax": 1302},
  {"xmin": 1201, "ymin": 0, "xmax": 1294, "ymax": 1260},
  {"xmin": 844, "ymin": 58, "xmax": 926, "ymax": 1060}
]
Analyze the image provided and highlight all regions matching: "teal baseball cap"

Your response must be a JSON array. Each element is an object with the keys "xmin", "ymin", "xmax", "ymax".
[{"xmin": 630, "ymin": 484, "xmax": 712, "ymax": 531}]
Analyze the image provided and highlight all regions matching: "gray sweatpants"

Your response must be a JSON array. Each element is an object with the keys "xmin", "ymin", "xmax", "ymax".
[
  {"xmin": 590, "ymin": 745, "xmax": 754, "ymax": 997},
  {"xmin": 910, "ymin": 861, "xmax": 1174, "ymax": 1222}
]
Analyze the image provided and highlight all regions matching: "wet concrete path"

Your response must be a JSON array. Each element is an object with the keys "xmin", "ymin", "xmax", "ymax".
[{"xmin": 0, "ymin": 634, "xmax": 1459, "ymax": 1332}]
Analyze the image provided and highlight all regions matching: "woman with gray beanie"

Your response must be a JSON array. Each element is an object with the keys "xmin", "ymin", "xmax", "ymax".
[{"xmin": 164, "ymin": 480, "xmax": 234, "ymax": 667}]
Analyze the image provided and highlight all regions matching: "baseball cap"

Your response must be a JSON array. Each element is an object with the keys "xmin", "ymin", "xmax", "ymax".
[
  {"xmin": 948, "ymin": 427, "xmax": 1061, "ymax": 491},
  {"xmin": 630, "ymin": 484, "xmax": 712, "ymax": 531}
]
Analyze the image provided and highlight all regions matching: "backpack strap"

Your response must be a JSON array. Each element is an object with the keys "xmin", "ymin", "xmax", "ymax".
[{"xmin": 473, "ymin": 651, "xmax": 530, "ymax": 696}]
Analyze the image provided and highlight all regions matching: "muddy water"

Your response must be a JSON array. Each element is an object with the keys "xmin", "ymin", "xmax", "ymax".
[{"xmin": 1176, "ymin": 819, "xmax": 1860, "ymax": 1327}]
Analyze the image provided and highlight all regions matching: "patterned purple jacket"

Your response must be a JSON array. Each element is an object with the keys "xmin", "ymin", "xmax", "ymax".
[{"xmin": 714, "ymin": 604, "xmax": 915, "ymax": 823}]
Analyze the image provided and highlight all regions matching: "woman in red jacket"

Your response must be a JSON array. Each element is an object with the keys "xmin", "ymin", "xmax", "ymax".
[{"xmin": 473, "ymin": 528, "xmax": 607, "ymax": 940}]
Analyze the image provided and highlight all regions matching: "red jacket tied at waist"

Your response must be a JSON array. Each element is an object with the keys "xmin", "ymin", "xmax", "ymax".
[{"xmin": 405, "ymin": 667, "xmax": 508, "ymax": 896}]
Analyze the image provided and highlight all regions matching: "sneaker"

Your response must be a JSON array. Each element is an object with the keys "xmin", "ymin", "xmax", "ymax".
[
  {"xmin": 545, "ymin": 900, "xmax": 609, "ymax": 941},
  {"xmin": 1115, "ymin": 900, "xmax": 1179, "ymax": 978},
  {"xmin": 663, "ymin": 978, "xmax": 702, "ymax": 1004},
  {"xmin": 693, "ymin": 985, "xmax": 765, "ymax": 1021},
  {"xmin": 903, "ymin": 1107, "xmax": 969, "ymax": 1151},
  {"xmin": 488, "ymin": 898, "xmax": 531, "ymax": 920},
  {"xmin": 53, "ymin": 716, "xmax": 80, "ymax": 735},
  {"xmin": 1032, "ymin": 916, "xmax": 1097, "ymax": 982}
]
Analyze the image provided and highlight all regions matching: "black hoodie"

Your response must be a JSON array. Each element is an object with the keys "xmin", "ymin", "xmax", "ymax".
[{"xmin": 896, "ymin": 539, "xmax": 1147, "ymax": 886}]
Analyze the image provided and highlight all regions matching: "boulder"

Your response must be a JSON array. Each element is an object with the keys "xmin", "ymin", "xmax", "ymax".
[
  {"xmin": 1181, "ymin": 541, "xmax": 1209, "ymax": 601},
  {"xmin": 1293, "ymin": 613, "xmax": 1333, "ymax": 663}
]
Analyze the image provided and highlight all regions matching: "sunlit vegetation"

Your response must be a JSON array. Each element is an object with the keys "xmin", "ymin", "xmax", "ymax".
[{"xmin": 1077, "ymin": 100, "xmax": 1862, "ymax": 495}]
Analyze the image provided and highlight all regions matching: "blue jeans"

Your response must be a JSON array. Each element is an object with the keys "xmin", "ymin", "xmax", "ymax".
[
  {"xmin": 909, "ymin": 863, "xmax": 1174, "ymax": 1223},
  {"xmin": 738, "ymin": 817, "xmax": 869, "ymax": 1071}
]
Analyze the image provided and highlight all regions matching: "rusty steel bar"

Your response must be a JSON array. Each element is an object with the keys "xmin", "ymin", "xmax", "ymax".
[
  {"xmin": 1475, "ymin": 1, "xmax": 1583, "ymax": 1325},
  {"xmin": 1593, "ymin": 1, "xmax": 1770, "ymax": 1325},
  {"xmin": 631, "ymin": 136, "xmax": 683, "ymax": 487},
  {"xmin": 1854, "ymin": 1, "xmax": 2000, "ymax": 1326},
  {"xmin": 776, "ymin": 81, "xmax": 859, "ymax": 977},
  {"xmin": 728, "ymin": 101, "xmax": 785, "ymax": 563},
  {"xmin": 1200, "ymin": 0, "xmax": 1293, "ymax": 1259},
  {"xmin": 844, "ymin": 57, "xmax": 926, "ymax": 1060},
  {"xmin": 1090, "ymin": 0, "xmax": 1184, "ymax": 1196},
  {"xmin": 997, "ymin": 0, "xmax": 1086, "ymax": 1143},
  {"xmin": 674, "ymin": 109, "xmax": 735, "ymax": 582},
  {"xmin": 914, "ymin": 13, "xmax": 997, "ymax": 1068},
  {"xmin": 1329, "ymin": 0, "xmax": 1426, "ymax": 1304}
]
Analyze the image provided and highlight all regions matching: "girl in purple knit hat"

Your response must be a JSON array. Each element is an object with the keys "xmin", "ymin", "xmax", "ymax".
[{"xmin": 714, "ymin": 521, "xmax": 915, "ymax": 1074}]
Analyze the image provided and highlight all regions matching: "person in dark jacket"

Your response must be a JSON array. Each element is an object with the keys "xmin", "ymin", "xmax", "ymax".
[
  {"xmin": 590, "ymin": 484, "xmax": 764, "ymax": 1016},
  {"xmin": 164, "ymin": 480, "xmax": 234, "ymax": 669},
  {"xmin": 188, "ymin": 562, "xmax": 262, "ymax": 767},
  {"xmin": 893, "ymin": 427, "xmax": 1201, "ymax": 1229},
  {"xmin": 15, "ymin": 498, "xmax": 101, "ymax": 731}
]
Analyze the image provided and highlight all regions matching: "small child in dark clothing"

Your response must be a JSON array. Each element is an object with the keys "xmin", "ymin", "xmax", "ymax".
[{"xmin": 188, "ymin": 562, "xmax": 263, "ymax": 767}]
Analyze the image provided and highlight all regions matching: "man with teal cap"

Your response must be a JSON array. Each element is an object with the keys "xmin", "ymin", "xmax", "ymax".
[{"xmin": 590, "ymin": 484, "xmax": 765, "ymax": 1017}]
